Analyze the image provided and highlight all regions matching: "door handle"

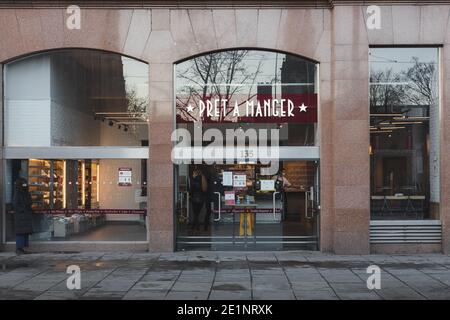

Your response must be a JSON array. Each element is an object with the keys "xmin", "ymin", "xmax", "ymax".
[
  {"xmin": 305, "ymin": 191, "xmax": 309, "ymax": 219},
  {"xmin": 305, "ymin": 189, "xmax": 314, "ymax": 219},
  {"xmin": 273, "ymin": 191, "xmax": 280, "ymax": 220},
  {"xmin": 186, "ymin": 191, "xmax": 190, "ymax": 220},
  {"xmin": 214, "ymin": 192, "xmax": 221, "ymax": 221}
]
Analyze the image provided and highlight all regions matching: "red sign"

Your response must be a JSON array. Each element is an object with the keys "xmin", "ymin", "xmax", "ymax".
[
  {"xmin": 176, "ymin": 93, "xmax": 317, "ymax": 124},
  {"xmin": 224, "ymin": 191, "xmax": 236, "ymax": 206},
  {"xmin": 31, "ymin": 209, "xmax": 146, "ymax": 215}
]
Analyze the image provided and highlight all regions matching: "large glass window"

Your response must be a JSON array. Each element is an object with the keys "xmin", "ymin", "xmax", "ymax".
[
  {"xmin": 3, "ymin": 49, "xmax": 149, "ymax": 242},
  {"xmin": 4, "ymin": 50, "xmax": 148, "ymax": 146},
  {"xmin": 176, "ymin": 50, "xmax": 318, "ymax": 146},
  {"xmin": 369, "ymin": 48, "xmax": 439, "ymax": 220},
  {"xmin": 5, "ymin": 158, "xmax": 147, "ymax": 242}
]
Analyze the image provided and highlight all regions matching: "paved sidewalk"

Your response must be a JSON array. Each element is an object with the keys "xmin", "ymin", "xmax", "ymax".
[{"xmin": 1, "ymin": 251, "xmax": 450, "ymax": 300}]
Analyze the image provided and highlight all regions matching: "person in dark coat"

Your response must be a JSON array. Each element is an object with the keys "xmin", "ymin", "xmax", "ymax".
[
  {"xmin": 13, "ymin": 177, "xmax": 33, "ymax": 254},
  {"xmin": 189, "ymin": 166, "xmax": 207, "ymax": 233}
]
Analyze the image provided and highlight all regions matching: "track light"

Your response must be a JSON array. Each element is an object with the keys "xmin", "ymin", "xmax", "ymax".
[{"xmin": 108, "ymin": 121, "xmax": 114, "ymax": 126}]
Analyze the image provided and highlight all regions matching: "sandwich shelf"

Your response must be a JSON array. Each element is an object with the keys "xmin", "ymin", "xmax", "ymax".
[{"xmin": 28, "ymin": 159, "xmax": 64, "ymax": 210}]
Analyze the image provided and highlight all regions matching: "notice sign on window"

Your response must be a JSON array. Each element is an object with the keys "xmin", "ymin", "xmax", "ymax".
[
  {"xmin": 233, "ymin": 174, "xmax": 246, "ymax": 188},
  {"xmin": 118, "ymin": 167, "xmax": 132, "ymax": 186},
  {"xmin": 222, "ymin": 171, "xmax": 233, "ymax": 186},
  {"xmin": 224, "ymin": 191, "xmax": 235, "ymax": 206},
  {"xmin": 260, "ymin": 179, "xmax": 275, "ymax": 191}
]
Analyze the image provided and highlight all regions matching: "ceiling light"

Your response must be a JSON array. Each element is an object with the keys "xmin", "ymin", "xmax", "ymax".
[
  {"xmin": 370, "ymin": 130, "xmax": 393, "ymax": 134},
  {"xmin": 379, "ymin": 126, "xmax": 405, "ymax": 130},
  {"xmin": 389, "ymin": 121, "xmax": 423, "ymax": 125},
  {"xmin": 393, "ymin": 116, "xmax": 429, "ymax": 120},
  {"xmin": 370, "ymin": 114, "xmax": 403, "ymax": 117}
]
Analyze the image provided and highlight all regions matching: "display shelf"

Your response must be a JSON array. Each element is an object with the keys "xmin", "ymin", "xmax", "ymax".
[{"xmin": 28, "ymin": 159, "xmax": 65, "ymax": 210}]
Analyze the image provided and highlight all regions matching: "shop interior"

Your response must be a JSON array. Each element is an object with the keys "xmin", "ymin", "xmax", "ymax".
[
  {"xmin": 176, "ymin": 161, "xmax": 319, "ymax": 250},
  {"xmin": 5, "ymin": 158, "xmax": 147, "ymax": 242}
]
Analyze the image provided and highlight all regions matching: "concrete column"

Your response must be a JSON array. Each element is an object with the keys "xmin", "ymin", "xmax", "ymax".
[
  {"xmin": 148, "ymin": 63, "xmax": 175, "ymax": 252},
  {"xmin": 0, "ymin": 63, "xmax": 4, "ymax": 246},
  {"xmin": 331, "ymin": 6, "xmax": 370, "ymax": 254},
  {"xmin": 441, "ymin": 48, "xmax": 450, "ymax": 254}
]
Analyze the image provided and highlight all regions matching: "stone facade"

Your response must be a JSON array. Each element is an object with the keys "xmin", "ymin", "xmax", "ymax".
[{"xmin": 0, "ymin": 2, "xmax": 449, "ymax": 254}]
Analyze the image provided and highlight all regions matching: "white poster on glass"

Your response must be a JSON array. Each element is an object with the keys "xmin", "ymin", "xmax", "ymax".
[
  {"xmin": 222, "ymin": 171, "xmax": 233, "ymax": 186},
  {"xmin": 260, "ymin": 179, "xmax": 275, "ymax": 191},
  {"xmin": 118, "ymin": 167, "xmax": 132, "ymax": 186}
]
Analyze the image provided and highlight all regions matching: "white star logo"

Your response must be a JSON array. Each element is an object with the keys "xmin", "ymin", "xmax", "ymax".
[
  {"xmin": 186, "ymin": 104, "xmax": 194, "ymax": 112},
  {"xmin": 299, "ymin": 103, "xmax": 308, "ymax": 112}
]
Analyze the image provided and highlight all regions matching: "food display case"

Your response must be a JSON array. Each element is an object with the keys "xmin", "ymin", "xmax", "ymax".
[
  {"xmin": 27, "ymin": 158, "xmax": 105, "ymax": 239},
  {"xmin": 28, "ymin": 159, "xmax": 64, "ymax": 210}
]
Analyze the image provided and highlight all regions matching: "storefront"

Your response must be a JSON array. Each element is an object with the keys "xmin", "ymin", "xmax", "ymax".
[{"xmin": 1, "ymin": 1, "xmax": 450, "ymax": 254}]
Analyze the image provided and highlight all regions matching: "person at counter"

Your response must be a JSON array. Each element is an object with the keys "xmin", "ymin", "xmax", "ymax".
[
  {"xmin": 274, "ymin": 169, "xmax": 292, "ymax": 218},
  {"xmin": 274, "ymin": 169, "xmax": 292, "ymax": 190}
]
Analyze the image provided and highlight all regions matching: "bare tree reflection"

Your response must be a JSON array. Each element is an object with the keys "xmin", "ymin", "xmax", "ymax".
[{"xmin": 176, "ymin": 50, "xmax": 263, "ymax": 122}]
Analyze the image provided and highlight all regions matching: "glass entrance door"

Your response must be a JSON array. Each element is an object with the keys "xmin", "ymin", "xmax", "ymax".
[{"xmin": 175, "ymin": 161, "xmax": 319, "ymax": 251}]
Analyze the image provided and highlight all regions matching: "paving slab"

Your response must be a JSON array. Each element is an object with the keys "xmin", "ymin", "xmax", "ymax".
[
  {"xmin": 91, "ymin": 279, "xmax": 139, "ymax": 292},
  {"xmin": 82, "ymin": 289, "xmax": 127, "ymax": 300},
  {"xmin": 212, "ymin": 281, "xmax": 251, "ymax": 291},
  {"xmin": 132, "ymin": 280, "xmax": 174, "ymax": 291},
  {"xmin": 209, "ymin": 290, "xmax": 252, "ymax": 300},
  {"xmin": 294, "ymin": 289, "xmax": 339, "ymax": 300},
  {"xmin": 171, "ymin": 281, "xmax": 212, "ymax": 292},
  {"xmin": 0, "ymin": 252, "xmax": 450, "ymax": 300},
  {"xmin": 165, "ymin": 291, "xmax": 209, "ymax": 300},
  {"xmin": 123, "ymin": 289, "xmax": 167, "ymax": 300},
  {"xmin": 335, "ymin": 291, "xmax": 381, "ymax": 300},
  {"xmin": 376, "ymin": 287, "xmax": 425, "ymax": 300},
  {"xmin": 35, "ymin": 290, "xmax": 87, "ymax": 300},
  {"xmin": 253, "ymin": 290, "xmax": 295, "ymax": 300}
]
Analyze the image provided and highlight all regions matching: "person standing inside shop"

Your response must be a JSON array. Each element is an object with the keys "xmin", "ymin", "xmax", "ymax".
[
  {"xmin": 189, "ymin": 166, "xmax": 208, "ymax": 233},
  {"xmin": 275, "ymin": 169, "xmax": 292, "ymax": 219},
  {"xmin": 13, "ymin": 177, "xmax": 33, "ymax": 254}
]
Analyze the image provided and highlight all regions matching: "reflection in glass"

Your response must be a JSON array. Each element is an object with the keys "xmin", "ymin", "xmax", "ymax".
[
  {"xmin": 4, "ymin": 50, "xmax": 149, "ymax": 147},
  {"xmin": 369, "ymin": 48, "xmax": 439, "ymax": 220},
  {"xmin": 175, "ymin": 50, "xmax": 318, "ymax": 146},
  {"xmin": 5, "ymin": 158, "xmax": 147, "ymax": 242}
]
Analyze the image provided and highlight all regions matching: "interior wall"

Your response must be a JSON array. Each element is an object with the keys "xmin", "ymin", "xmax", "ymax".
[
  {"xmin": 0, "ymin": 63, "xmax": 3, "ymax": 244},
  {"xmin": 4, "ymin": 55, "xmax": 52, "ymax": 146},
  {"xmin": 4, "ymin": 51, "xmax": 145, "ymax": 148},
  {"xmin": 50, "ymin": 53, "xmax": 101, "ymax": 146},
  {"xmin": 98, "ymin": 158, "xmax": 143, "ymax": 221}
]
